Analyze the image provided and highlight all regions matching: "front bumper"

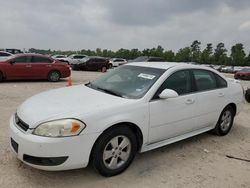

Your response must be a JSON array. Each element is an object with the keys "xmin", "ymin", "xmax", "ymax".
[{"xmin": 9, "ymin": 115, "xmax": 100, "ymax": 171}]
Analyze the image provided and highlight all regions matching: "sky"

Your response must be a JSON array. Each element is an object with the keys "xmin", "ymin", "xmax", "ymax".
[{"xmin": 1, "ymin": 0, "xmax": 250, "ymax": 53}]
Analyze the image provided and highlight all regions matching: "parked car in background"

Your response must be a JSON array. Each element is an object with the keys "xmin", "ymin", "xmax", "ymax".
[
  {"xmin": 2, "ymin": 48, "xmax": 23, "ymax": 54},
  {"xmin": 233, "ymin": 66, "xmax": 243, "ymax": 73},
  {"xmin": 51, "ymin": 55, "xmax": 69, "ymax": 64},
  {"xmin": 220, "ymin": 66, "xmax": 234, "ymax": 73},
  {"xmin": 109, "ymin": 58, "xmax": 127, "ymax": 68},
  {"xmin": 66, "ymin": 54, "xmax": 87, "ymax": 65},
  {"xmin": 0, "ymin": 51, "xmax": 13, "ymax": 60},
  {"xmin": 9, "ymin": 62, "xmax": 244, "ymax": 176},
  {"xmin": 0, "ymin": 54, "xmax": 70, "ymax": 82},
  {"xmin": 72, "ymin": 56, "xmax": 109, "ymax": 72},
  {"xmin": 131, "ymin": 56, "xmax": 165, "ymax": 62},
  {"xmin": 234, "ymin": 68, "xmax": 250, "ymax": 80}
]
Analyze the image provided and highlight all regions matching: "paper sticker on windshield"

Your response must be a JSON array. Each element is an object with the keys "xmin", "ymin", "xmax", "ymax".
[{"xmin": 138, "ymin": 73, "xmax": 156, "ymax": 80}]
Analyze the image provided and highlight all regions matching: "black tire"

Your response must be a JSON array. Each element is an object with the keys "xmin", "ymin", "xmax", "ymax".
[
  {"xmin": 108, "ymin": 63, "xmax": 113, "ymax": 69},
  {"xmin": 48, "ymin": 71, "xmax": 60, "ymax": 82},
  {"xmin": 212, "ymin": 106, "xmax": 235, "ymax": 136},
  {"xmin": 0, "ymin": 72, "xmax": 3, "ymax": 82},
  {"xmin": 101, "ymin": 66, "xmax": 107, "ymax": 72},
  {"xmin": 92, "ymin": 126, "xmax": 137, "ymax": 177},
  {"xmin": 245, "ymin": 90, "xmax": 250, "ymax": 103}
]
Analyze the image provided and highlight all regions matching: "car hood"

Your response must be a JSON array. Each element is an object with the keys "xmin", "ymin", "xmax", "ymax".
[{"xmin": 17, "ymin": 85, "xmax": 132, "ymax": 128}]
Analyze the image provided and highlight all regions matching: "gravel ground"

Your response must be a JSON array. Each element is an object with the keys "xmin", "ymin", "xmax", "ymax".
[{"xmin": 0, "ymin": 71, "xmax": 249, "ymax": 188}]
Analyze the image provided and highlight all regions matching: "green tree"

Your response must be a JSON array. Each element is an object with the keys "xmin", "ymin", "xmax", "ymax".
[
  {"xmin": 214, "ymin": 43, "xmax": 227, "ymax": 65},
  {"xmin": 230, "ymin": 43, "xmax": 246, "ymax": 66},
  {"xmin": 200, "ymin": 43, "xmax": 213, "ymax": 64},
  {"xmin": 175, "ymin": 47, "xmax": 192, "ymax": 62},
  {"xmin": 190, "ymin": 40, "xmax": 201, "ymax": 63},
  {"xmin": 163, "ymin": 50, "xmax": 175, "ymax": 61}
]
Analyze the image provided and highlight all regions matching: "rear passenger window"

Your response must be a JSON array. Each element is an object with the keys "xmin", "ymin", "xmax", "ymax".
[
  {"xmin": 193, "ymin": 70, "xmax": 217, "ymax": 91},
  {"xmin": 215, "ymin": 74, "xmax": 227, "ymax": 88}
]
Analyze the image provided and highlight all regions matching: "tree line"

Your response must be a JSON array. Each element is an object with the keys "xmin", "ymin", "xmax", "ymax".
[{"xmin": 29, "ymin": 40, "xmax": 250, "ymax": 66}]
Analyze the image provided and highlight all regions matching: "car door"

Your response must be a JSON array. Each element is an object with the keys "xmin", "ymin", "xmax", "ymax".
[
  {"xmin": 31, "ymin": 56, "xmax": 53, "ymax": 79},
  {"xmin": 148, "ymin": 70, "xmax": 198, "ymax": 143},
  {"xmin": 5, "ymin": 56, "xmax": 32, "ymax": 79},
  {"xmin": 192, "ymin": 69, "xmax": 228, "ymax": 128}
]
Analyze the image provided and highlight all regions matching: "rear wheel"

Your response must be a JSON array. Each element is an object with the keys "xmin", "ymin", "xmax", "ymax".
[
  {"xmin": 108, "ymin": 63, "xmax": 113, "ymax": 69},
  {"xmin": 245, "ymin": 90, "xmax": 250, "ymax": 103},
  {"xmin": 92, "ymin": 126, "xmax": 137, "ymax": 177},
  {"xmin": 48, "ymin": 71, "xmax": 60, "ymax": 82},
  {"xmin": 0, "ymin": 72, "xmax": 3, "ymax": 82},
  {"xmin": 212, "ymin": 106, "xmax": 235, "ymax": 136},
  {"xmin": 101, "ymin": 66, "xmax": 107, "ymax": 72}
]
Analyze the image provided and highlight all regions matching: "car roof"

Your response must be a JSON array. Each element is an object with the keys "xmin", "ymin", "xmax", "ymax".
[
  {"xmin": 128, "ymin": 62, "xmax": 189, "ymax": 69},
  {"xmin": 127, "ymin": 61, "xmax": 221, "ymax": 72}
]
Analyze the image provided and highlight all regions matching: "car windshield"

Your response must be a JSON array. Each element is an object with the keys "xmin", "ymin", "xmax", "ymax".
[
  {"xmin": 82, "ymin": 57, "xmax": 90, "ymax": 62},
  {"xmin": 132, "ymin": 56, "xmax": 148, "ymax": 62},
  {"xmin": 86, "ymin": 65, "xmax": 165, "ymax": 99}
]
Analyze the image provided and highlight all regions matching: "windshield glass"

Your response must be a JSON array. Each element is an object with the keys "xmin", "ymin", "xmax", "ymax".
[
  {"xmin": 132, "ymin": 56, "xmax": 148, "ymax": 62},
  {"xmin": 87, "ymin": 65, "xmax": 165, "ymax": 99},
  {"xmin": 82, "ymin": 57, "xmax": 90, "ymax": 62}
]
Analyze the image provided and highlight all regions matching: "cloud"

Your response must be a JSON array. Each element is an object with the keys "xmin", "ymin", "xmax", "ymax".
[{"xmin": 0, "ymin": 0, "xmax": 250, "ymax": 53}]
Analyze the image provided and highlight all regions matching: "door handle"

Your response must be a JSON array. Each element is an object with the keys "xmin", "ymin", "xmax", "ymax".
[
  {"xmin": 25, "ymin": 65, "xmax": 32, "ymax": 68},
  {"xmin": 218, "ymin": 93, "xmax": 225, "ymax": 97},
  {"xmin": 46, "ymin": 65, "xmax": 52, "ymax": 67},
  {"xmin": 186, "ymin": 99, "xmax": 195, "ymax": 104}
]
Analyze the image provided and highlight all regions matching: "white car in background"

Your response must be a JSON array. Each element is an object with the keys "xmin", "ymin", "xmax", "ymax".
[
  {"xmin": 51, "ymin": 55, "xmax": 68, "ymax": 64},
  {"xmin": 9, "ymin": 62, "xmax": 244, "ymax": 177},
  {"xmin": 109, "ymin": 58, "xmax": 127, "ymax": 68},
  {"xmin": 66, "ymin": 54, "xmax": 88, "ymax": 66},
  {"xmin": 0, "ymin": 51, "xmax": 13, "ymax": 60}
]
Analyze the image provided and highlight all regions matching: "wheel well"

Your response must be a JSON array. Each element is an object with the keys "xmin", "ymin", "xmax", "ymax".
[
  {"xmin": 103, "ymin": 123, "xmax": 143, "ymax": 151},
  {"xmin": 89, "ymin": 122, "xmax": 143, "ymax": 163},
  {"xmin": 227, "ymin": 103, "xmax": 237, "ymax": 116}
]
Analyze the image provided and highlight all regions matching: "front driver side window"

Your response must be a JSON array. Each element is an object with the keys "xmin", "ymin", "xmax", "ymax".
[
  {"xmin": 12, "ymin": 56, "xmax": 29, "ymax": 63},
  {"xmin": 153, "ymin": 70, "xmax": 192, "ymax": 99}
]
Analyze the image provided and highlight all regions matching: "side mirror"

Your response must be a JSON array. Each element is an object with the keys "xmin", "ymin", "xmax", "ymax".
[{"xmin": 159, "ymin": 89, "xmax": 178, "ymax": 99}]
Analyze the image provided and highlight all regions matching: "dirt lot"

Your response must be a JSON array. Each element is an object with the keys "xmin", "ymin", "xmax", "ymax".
[{"xmin": 0, "ymin": 71, "xmax": 249, "ymax": 188}]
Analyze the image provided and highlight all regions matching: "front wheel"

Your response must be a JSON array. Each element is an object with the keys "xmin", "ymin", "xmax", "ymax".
[
  {"xmin": 48, "ymin": 71, "xmax": 60, "ymax": 82},
  {"xmin": 212, "ymin": 106, "xmax": 235, "ymax": 136},
  {"xmin": 92, "ymin": 126, "xmax": 137, "ymax": 177}
]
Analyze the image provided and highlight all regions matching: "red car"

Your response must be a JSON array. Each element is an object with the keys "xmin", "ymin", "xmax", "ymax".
[
  {"xmin": 0, "ymin": 54, "xmax": 70, "ymax": 82},
  {"xmin": 234, "ymin": 68, "xmax": 250, "ymax": 80}
]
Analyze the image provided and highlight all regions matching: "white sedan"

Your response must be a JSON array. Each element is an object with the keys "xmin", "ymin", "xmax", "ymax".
[{"xmin": 9, "ymin": 62, "xmax": 244, "ymax": 176}]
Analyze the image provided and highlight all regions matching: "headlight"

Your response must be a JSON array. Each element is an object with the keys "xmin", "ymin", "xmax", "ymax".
[{"xmin": 33, "ymin": 119, "xmax": 86, "ymax": 137}]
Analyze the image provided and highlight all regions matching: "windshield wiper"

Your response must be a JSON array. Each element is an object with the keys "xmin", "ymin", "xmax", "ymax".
[{"xmin": 96, "ymin": 87, "xmax": 123, "ymax": 97}]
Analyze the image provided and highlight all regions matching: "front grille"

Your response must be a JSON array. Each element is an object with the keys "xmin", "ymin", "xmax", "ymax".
[{"xmin": 15, "ymin": 113, "xmax": 29, "ymax": 131}]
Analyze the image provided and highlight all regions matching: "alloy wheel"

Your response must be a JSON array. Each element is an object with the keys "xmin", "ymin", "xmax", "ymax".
[{"xmin": 103, "ymin": 135, "xmax": 131, "ymax": 170}]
